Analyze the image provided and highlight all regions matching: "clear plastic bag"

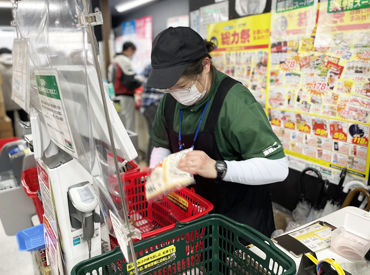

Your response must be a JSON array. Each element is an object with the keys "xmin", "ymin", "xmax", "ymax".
[{"xmin": 146, "ymin": 148, "xmax": 195, "ymax": 201}]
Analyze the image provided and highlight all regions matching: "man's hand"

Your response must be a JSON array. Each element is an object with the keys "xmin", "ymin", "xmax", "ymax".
[{"xmin": 177, "ymin": 150, "xmax": 217, "ymax": 179}]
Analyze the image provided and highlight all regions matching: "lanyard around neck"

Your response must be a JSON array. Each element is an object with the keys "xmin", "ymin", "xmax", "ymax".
[{"xmin": 178, "ymin": 100, "xmax": 210, "ymax": 151}]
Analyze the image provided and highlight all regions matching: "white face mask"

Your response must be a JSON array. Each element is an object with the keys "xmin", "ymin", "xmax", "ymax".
[{"xmin": 170, "ymin": 74, "xmax": 208, "ymax": 106}]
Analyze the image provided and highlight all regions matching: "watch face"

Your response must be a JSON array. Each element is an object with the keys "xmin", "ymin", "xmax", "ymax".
[
  {"xmin": 215, "ymin": 161, "xmax": 227, "ymax": 180},
  {"xmin": 216, "ymin": 161, "xmax": 227, "ymax": 181},
  {"xmin": 216, "ymin": 161, "xmax": 226, "ymax": 171}
]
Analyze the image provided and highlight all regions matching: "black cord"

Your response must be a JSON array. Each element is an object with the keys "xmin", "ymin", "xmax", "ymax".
[{"xmin": 82, "ymin": 214, "xmax": 95, "ymax": 259}]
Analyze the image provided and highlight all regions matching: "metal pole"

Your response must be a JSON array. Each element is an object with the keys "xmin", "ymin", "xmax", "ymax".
[
  {"xmin": 80, "ymin": 1, "xmax": 139, "ymax": 274},
  {"xmin": 99, "ymin": 0, "xmax": 112, "ymax": 76},
  {"xmin": 11, "ymin": 0, "xmax": 21, "ymax": 38}
]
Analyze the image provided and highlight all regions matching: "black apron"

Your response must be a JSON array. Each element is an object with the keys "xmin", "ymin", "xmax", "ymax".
[{"xmin": 164, "ymin": 77, "xmax": 275, "ymax": 236}]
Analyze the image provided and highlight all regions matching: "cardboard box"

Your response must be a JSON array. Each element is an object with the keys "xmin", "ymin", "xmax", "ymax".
[
  {"xmin": 0, "ymin": 116, "xmax": 13, "ymax": 138},
  {"xmin": 0, "ymin": 130, "xmax": 13, "ymax": 139},
  {"xmin": 0, "ymin": 101, "xmax": 5, "ymax": 118},
  {"xmin": 273, "ymin": 209, "xmax": 293, "ymax": 231}
]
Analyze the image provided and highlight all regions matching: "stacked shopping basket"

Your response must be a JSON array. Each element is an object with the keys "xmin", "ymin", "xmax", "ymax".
[
  {"xmin": 72, "ymin": 214, "xmax": 295, "ymax": 274},
  {"xmin": 77, "ymin": 164, "xmax": 295, "ymax": 274},
  {"xmin": 20, "ymin": 159, "xmax": 295, "ymax": 274}
]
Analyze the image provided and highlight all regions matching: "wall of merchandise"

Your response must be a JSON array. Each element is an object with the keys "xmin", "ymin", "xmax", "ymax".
[{"xmin": 207, "ymin": 0, "xmax": 370, "ymax": 186}]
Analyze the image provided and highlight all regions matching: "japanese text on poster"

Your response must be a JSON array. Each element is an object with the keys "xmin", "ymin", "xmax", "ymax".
[
  {"xmin": 268, "ymin": 1, "xmax": 370, "ymax": 183},
  {"xmin": 327, "ymin": 0, "xmax": 370, "ymax": 13},
  {"xmin": 315, "ymin": 1, "xmax": 370, "ymax": 48},
  {"xmin": 207, "ymin": 13, "xmax": 271, "ymax": 105},
  {"xmin": 37, "ymin": 161, "xmax": 64, "ymax": 274},
  {"xmin": 276, "ymin": 0, "xmax": 315, "ymax": 13},
  {"xmin": 271, "ymin": 0, "xmax": 318, "ymax": 42}
]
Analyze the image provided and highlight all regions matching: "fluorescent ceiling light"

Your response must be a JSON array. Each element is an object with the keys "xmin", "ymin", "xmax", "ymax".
[
  {"xmin": 116, "ymin": 0, "xmax": 156, "ymax": 13},
  {"xmin": 0, "ymin": 1, "xmax": 12, "ymax": 9},
  {"xmin": 0, "ymin": 1, "xmax": 60, "ymax": 11}
]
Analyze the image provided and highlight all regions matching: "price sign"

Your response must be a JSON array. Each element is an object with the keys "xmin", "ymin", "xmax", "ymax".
[
  {"xmin": 315, "ymin": 128, "xmax": 328, "ymax": 137},
  {"xmin": 285, "ymin": 121, "xmax": 296, "ymax": 129},
  {"xmin": 307, "ymin": 82, "xmax": 328, "ymax": 94},
  {"xmin": 281, "ymin": 59, "xmax": 298, "ymax": 71},
  {"xmin": 352, "ymin": 136, "xmax": 368, "ymax": 147},
  {"xmin": 298, "ymin": 124, "xmax": 311, "ymax": 133},
  {"xmin": 271, "ymin": 119, "xmax": 282, "ymax": 126},
  {"xmin": 333, "ymin": 131, "xmax": 347, "ymax": 142},
  {"xmin": 356, "ymin": 49, "xmax": 370, "ymax": 60}
]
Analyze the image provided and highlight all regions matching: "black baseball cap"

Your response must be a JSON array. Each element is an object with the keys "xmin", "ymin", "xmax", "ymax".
[{"xmin": 147, "ymin": 27, "xmax": 208, "ymax": 89}]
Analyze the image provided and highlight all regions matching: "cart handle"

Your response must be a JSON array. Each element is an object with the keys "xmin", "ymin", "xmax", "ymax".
[
  {"xmin": 174, "ymin": 213, "xmax": 275, "ymax": 247},
  {"xmin": 173, "ymin": 214, "xmax": 295, "ymax": 274}
]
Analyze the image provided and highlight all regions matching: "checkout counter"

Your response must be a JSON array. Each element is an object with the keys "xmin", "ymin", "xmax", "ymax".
[{"xmin": 275, "ymin": 206, "xmax": 370, "ymax": 274}]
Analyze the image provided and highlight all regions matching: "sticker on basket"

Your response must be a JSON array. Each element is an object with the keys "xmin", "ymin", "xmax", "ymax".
[
  {"xmin": 127, "ymin": 245, "xmax": 176, "ymax": 275},
  {"xmin": 167, "ymin": 192, "xmax": 189, "ymax": 211}
]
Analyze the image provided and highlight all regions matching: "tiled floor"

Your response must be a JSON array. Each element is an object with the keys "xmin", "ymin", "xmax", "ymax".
[{"xmin": 0, "ymin": 221, "xmax": 34, "ymax": 275}]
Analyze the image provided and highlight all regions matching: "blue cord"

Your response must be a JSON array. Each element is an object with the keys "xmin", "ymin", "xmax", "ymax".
[{"xmin": 178, "ymin": 100, "xmax": 210, "ymax": 151}]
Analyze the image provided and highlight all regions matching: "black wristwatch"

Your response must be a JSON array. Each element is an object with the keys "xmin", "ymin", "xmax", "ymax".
[{"xmin": 215, "ymin": 160, "xmax": 227, "ymax": 180}]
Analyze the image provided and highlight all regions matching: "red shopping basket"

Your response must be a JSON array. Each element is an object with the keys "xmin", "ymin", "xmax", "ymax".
[
  {"xmin": 0, "ymin": 137, "xmax": 19, "ymax": 152},
  {"xmin": 109, "ymin": 171, "xmax": 213, "ymax": 243},
  {"xmin": 120, "ymin": 160, "xmax": 140, "ymax": 174},
  {"xmin": 21, "ymin": 167, "xmax": 44, "ymax": 223},
  {"xmin": 108, "ymin": 153, "xmax": 140, "ymax": 175}
]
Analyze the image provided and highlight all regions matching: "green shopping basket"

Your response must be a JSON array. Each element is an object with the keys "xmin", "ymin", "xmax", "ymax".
[{"xmin": 72, "ymin": 214, "xmax": 296, "ymax": 275}]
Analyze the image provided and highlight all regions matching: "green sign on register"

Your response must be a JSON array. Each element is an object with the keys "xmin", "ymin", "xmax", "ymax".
[
  {"xmin": 276, "ymin": 0, "xmax": 315, "ymax": 13},
  {"xmin": 36, "ymin": 75, "xmax": 61, "ymax": 100}
]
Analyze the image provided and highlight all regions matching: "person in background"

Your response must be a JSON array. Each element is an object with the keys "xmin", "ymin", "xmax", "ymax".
[
  {"xmin": 109, "ymin": 41, "xmax": 142, "ymax": 132},
  {"xmin": 147, "ymin": 27, "xmax": 288, "ymax": 237},
  {"xmin": 140, "ymin": 64, "xmax": 163, "ymax": 164},
  {"xmin": 0, "ymin": 48, "xmax": 28, "ymax": 135}
]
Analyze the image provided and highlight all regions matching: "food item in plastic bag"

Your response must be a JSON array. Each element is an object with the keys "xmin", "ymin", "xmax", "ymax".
[{"xmin": 146, "ymin": 148, "xmax": 194, "ymax": 201}]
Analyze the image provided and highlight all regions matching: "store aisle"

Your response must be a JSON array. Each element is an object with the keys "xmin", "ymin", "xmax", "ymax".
[{"xmin": 0, "ymin": 221, "xmax": 33, "ymax": 275}]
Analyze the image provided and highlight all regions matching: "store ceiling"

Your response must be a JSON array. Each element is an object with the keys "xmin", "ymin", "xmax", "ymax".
[
  {"xmin": 0, "ymin": 0, "xmax": 162, "ymax": 18},
  {"xmin": 0, "ymin": 0, "xmax": 11, "ymax": 8},
  {"xmin": 0, "ymin": 0, "xmax": 164, "ymax": 25}
]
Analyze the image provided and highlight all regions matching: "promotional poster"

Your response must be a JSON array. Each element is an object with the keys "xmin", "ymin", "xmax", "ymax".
[
  {"xmin": 268, "ymin": 0, "xmax": 369, "ymax": 183},
  {"xmin": 208, "ymin": 1, "xmax": 369, "ymax": 184},
  {"xmin": 207, "ymin": 13, "xmax": 271, "ymax": 106}
]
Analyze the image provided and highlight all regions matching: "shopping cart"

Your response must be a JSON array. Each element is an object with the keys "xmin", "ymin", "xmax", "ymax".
[
  {"xmin": 109, "ymin": 171, "xmax": 213, "ymax": 242},
  {"xmin": 72, "ymin": 214, "xmax": 296, "ymax": 275},
  {"xmin": 21, "ymin": 167, "xmax": 44, "ymax": 223}
]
